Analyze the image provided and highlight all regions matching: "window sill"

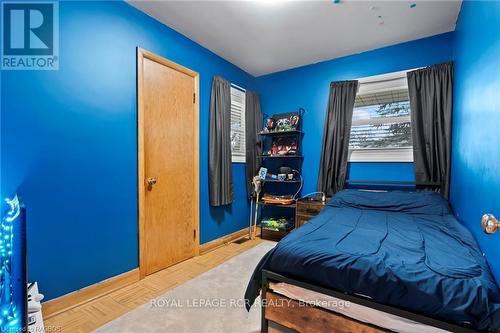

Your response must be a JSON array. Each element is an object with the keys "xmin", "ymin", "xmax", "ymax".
[{"xmin": 348, "ymin": 148, "xmax": 413, "ymax": 162}]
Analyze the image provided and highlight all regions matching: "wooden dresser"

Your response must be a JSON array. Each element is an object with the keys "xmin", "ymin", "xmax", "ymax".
[{"xmin": 295, "ymin": 198, "xmax": 328, "ymax": 228}]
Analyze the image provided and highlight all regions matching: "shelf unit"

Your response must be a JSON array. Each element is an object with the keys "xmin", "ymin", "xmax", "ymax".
[
  {"xmin": 258, "ymin": 200, "xmax": 297, "ymax": 208},
  {"xmin": 258, "ymin": 130, "xmax": 303, "ymax": 136},
  {"xmin": 258, "ymin": 155, "xmax": 303, "ymax": 159},
  {"xmin": 258, "ymin": 110, "xmax": 304, "ymax": 241},
  {"xmin": 262, "ymin": 179, "xmax": 302, "ymax": 184}
]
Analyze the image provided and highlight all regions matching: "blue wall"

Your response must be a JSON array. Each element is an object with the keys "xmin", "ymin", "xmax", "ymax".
[
  {"xmin": 255, "ymin": 33, "xmax": 454, "ymax": 194},
  {"xmin": 348, "ymin": 162, "xmax": 415, "ymax": 183},
  {"xmin": 1, "ymin": 1, "xmax": 255, "ymax": 300},
  {"xmin": 450, "ymin": 1, "xmax": 500, "ymax": 285},
  {"xmin": 3, "ymin": 0, "xmax": 497, "ymax": 303}
]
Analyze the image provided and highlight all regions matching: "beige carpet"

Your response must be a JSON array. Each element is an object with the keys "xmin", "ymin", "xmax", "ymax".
[{"xmin": 94, "ymin": 241, "xmax": 276, "ymax": 333}]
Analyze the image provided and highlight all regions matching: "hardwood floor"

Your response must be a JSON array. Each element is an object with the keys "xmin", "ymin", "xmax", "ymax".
[{"xmin": 44, "ymin": 237, "xmax": 263, "ymax": 333}]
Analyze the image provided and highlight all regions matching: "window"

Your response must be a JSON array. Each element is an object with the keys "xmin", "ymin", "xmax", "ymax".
[
  {"xmin": 348, "ymin": 70, "xmax": 413, "ymax": 162},
  {"xmin": 230, "ymin": 86, "xmax": 246, "ymax": 163}
]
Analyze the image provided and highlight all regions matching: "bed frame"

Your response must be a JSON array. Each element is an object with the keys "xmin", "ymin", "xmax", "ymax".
[
  {"xmin": 345, "ymin": 180, "xmax": 442, "ymax": 192},
  {"xmin": 259, "ymin": 181, "xmax": 485, "ymax": 333},
  {"xmin": 260, "ymin": 270, "xmax": 481, "ymax": 333}
]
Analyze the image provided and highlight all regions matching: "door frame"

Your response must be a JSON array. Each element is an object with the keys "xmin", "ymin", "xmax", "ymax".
[{"xmin": 137, "ymin": 48, "xmax": 200, "ymax": 279}]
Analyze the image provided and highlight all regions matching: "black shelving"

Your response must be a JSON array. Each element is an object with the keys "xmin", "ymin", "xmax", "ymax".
[
  {"xmin": 258, "ymin": 130, "xmax": 303, "ymax": 136},
  {"xmin": 258, "ymin": 110, "xmax": 304, "ymax": 241},
  {"xmin": 263, "ymin": 179, "xmax": 302, "ymax": 183},
  {"xmin": 258, "ymin": 155, "xmax": 303, "ymax": 159},
  {"xmin": 258, "ymin": 200, "xmax": 297, "ymax": 208}
]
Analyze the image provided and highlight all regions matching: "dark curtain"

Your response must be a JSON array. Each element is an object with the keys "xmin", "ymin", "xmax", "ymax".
[
  {"xmin": 209, "ymin": 76, "xmax": 233, "ymax": 206},
  {"xmin": 245, "ymin": 91, "xmax": 262, "ymax": 198},
  {"xmin": 407, "ymin": 62, "xmax": 453, "ymax": 198},
  {"xmin": 317, "ymin": 80, "xmax": 358, "ymax": 196}
]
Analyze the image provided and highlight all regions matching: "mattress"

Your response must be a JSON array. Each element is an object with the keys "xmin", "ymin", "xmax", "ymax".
[
  {"xmin": 245, "ymin": 190, "xmax": 500, "ymax": 332},
  {"xmin": 270, "ymin": 282, "xmax": 450, "ymax": 333}
]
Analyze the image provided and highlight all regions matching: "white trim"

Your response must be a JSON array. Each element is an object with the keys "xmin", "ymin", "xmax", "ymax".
[
  {"xmin": 231, "ymin": 83, "xmax": 246, "ymax": 92},
  {"xmin": 232, "ymin": 155, "xmax": 246, "ymax": 163},
  {"xmin": 356, "ymin": 68, "xmax": 422, "ymax": 95},
  {"xmin": 349, "ymin": 147, "xmax": 413, "ymax": 163}
]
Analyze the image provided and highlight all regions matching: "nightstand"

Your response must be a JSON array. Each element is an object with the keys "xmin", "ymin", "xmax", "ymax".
[{"xmin": 295, "ymin": 198, "xmax": 328, "ymax": 228}]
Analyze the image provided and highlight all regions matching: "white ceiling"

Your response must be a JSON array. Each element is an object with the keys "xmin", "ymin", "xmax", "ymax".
[{"xmin": 129, "ymin": 0, "xmax": 462, "ymax": 76}]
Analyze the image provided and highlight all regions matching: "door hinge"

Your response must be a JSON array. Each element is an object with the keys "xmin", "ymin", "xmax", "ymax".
[
  {"xmin": 193, "ymin": 229, "xmax": 196, "ymax": 240},
  {"xmin": 193, "ymin": 92, "xmax": 196, "ymax": 103}
]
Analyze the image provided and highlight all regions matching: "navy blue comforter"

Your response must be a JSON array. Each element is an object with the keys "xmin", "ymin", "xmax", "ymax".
[{"xmin": 245, "ymin": 190, "xmax": 500, "ymax": 331}]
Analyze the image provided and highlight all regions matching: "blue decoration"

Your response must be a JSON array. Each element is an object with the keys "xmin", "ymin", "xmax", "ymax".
[{"xmin": 0, "ymin": 195, "xmax": 21, "ymax": 332}]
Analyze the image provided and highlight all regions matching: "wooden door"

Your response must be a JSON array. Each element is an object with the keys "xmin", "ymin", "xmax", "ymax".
[{"xmin": 138, "ymin": 49, "xmax": 199, "ymax": 277}]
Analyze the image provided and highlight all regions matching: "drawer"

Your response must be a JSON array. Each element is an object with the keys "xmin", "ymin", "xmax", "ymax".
[
  {"xmin": 297, "ymin": 204, "xmax": 324, "ymax": 216},
  {"xmin": 295, "ymin": 214, "xmax": 314, "ymax": 228},
  {"xmin": 261, "ymin": 227, "xmax": 290, "ymax": 241}
]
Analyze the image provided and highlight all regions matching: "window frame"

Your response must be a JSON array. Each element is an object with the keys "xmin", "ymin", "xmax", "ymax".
[
  {"xmin": 230, "ymin": 85, "xmax": 246, "ymax": 163},
  {"xmin": 349, "ymin": 69, "xmax": 415, "ymax": 163}
]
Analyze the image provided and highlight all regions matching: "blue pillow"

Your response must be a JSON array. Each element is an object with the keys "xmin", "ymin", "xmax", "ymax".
[{"xmin": 328, "ymin": 189, "xmax": 451, "ymax": 215}]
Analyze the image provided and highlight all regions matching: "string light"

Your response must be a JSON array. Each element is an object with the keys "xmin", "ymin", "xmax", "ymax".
[{"xmin": 0, "ymin": 195, "xmax": 21, "ymax": 332}]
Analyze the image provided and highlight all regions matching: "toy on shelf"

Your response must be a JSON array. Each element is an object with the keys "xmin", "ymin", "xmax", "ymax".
[
  {"xmin": 262, "ymin": 108, "xmax": 304, "ymax": 133},
  {"xmin": 261, "ymin": 194, "xmax": 295, "ymax": 205},
  {"xmin": 266, "ymin": 137, "xmax": 298, "ymax": 156},
  {"xmin": 265, "ymin": 118, "xmax": 276, "ymax": 132},
  {"xmin": 261, "ymin": 218, "xmax": 294, "ymax": 231},
  {"xmin": 258, "ymin": 166, "xmax": 299, "ymax": 182}
]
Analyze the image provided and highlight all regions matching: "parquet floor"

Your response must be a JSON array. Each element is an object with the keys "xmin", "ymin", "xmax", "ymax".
[{"xmin": 44, "ymin": 238, "xmax": 263, "ymax": 333}]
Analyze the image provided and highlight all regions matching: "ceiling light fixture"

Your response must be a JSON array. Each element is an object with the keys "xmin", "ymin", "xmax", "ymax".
[{"xmin": 255, "ymin": 0, "xmax": 284, "ymax": 5}]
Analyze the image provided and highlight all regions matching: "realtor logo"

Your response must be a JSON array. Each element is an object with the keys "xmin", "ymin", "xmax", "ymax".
[{"xmin": 1, "ymin": 1, "xmax": 59, "ymax": 70}]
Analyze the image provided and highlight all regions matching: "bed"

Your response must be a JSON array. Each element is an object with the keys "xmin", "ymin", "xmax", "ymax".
[{"xmin": 245, "ymin": 190, "xmax": 500, "ymax": 333}]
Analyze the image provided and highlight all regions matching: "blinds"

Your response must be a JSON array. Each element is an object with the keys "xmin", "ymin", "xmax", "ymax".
[
  {"xmin": 354, "ymin": 89, "xmax": 409, "ymax": 107},
  {"xmin": 350, "ymin": 90, "xmax": 412, "ymax": 150},
  {"xmin": 230, "ymin": 87, "xmax": 246, "ymax": 163},
  {"xmin": 349, "ymin": 121, "xmax": 412, "ymax": 149}
]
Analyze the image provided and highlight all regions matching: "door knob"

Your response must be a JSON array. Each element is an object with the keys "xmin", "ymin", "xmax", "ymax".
[{"xmin": 147, "ymin": 177, "xmax": 157, "ymax": 186}]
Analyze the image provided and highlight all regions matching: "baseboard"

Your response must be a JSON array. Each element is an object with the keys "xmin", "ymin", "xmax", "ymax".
[
  {"xmin": 200, "ymin": 226, "xmax": 259, "ymax": 254},
  {"xmin": 42, "ymin": 268, "xmax": 140, "ymax": 319},
  {"xmin": 42, "ymin": 228, "xmax": 257, "ymax": 318}
]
